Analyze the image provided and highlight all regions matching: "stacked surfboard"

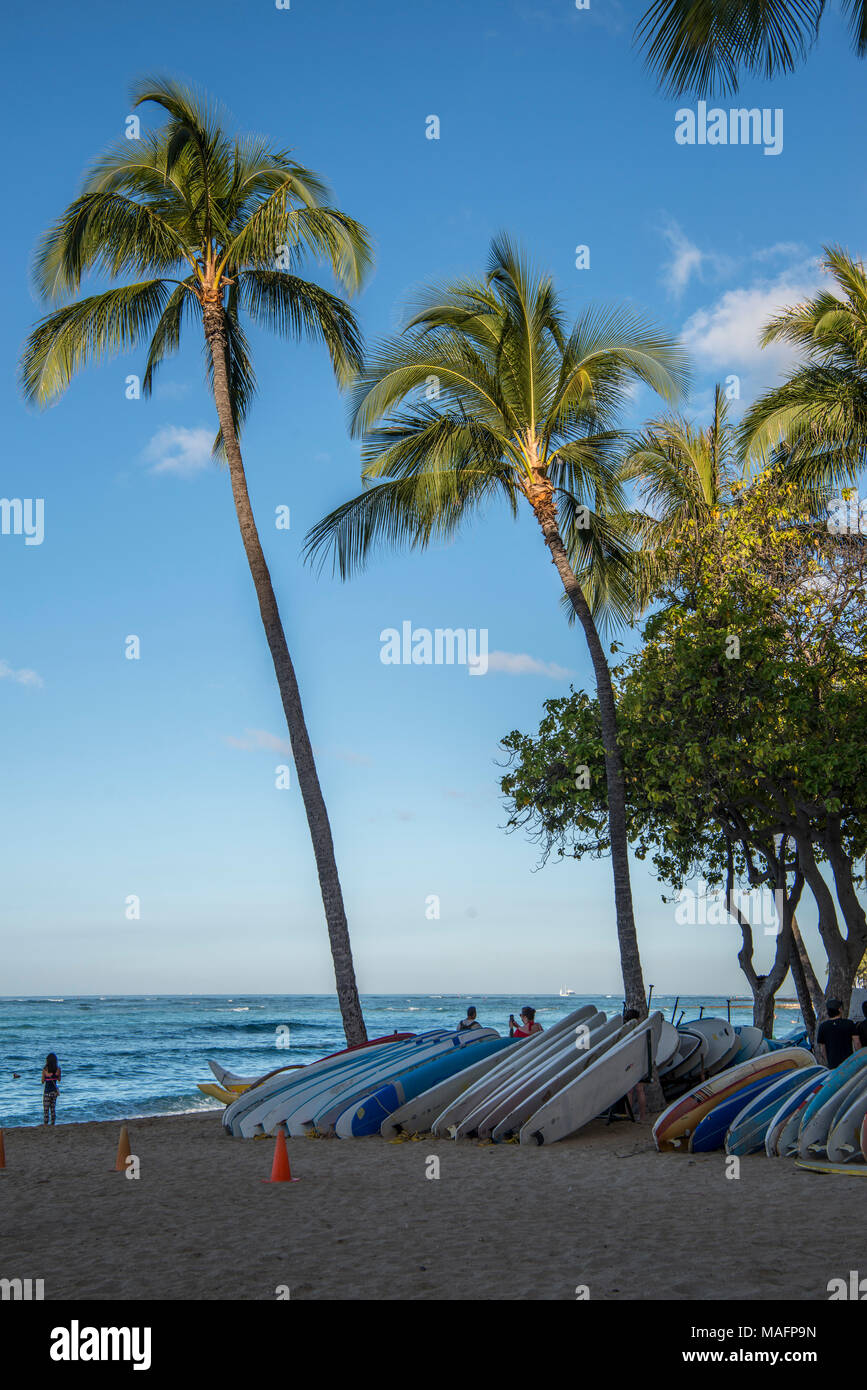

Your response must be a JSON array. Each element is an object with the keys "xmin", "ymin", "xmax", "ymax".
[
  {"xmin": 653, "ymin": 1041, "xmax": 867, "ymax": 1169},
  {"xmin": 407, "ymin": 1008, "xmax": 664, "ymax": 1146}
]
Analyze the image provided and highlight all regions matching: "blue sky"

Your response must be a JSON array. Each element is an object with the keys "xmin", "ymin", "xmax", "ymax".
[{"xmin": 2, "ymin": 0, "xmax": 865, "ymax": 995}]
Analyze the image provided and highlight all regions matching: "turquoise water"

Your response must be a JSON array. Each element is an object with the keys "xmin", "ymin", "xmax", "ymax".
[{"xmin": 0, "ymin": 993, "xmax": 805, "ymax": 1127}]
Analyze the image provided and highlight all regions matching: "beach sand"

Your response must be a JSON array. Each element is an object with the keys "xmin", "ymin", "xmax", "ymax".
[{"xmin": 0, "ymin": 1112, "xmax": 858, "ymax": 1301}]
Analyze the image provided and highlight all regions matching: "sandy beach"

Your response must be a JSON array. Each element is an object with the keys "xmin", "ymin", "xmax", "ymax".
[{"xmin": 1, "ymin": 1112, "xmax": 858, "ymax": 1301}]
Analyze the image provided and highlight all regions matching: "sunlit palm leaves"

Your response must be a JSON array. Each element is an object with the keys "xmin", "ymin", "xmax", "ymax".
[
  {"xmin": 305, "ymin": 234, "xmax": 688, "ymax": 632},
  {"xmin": 739, "ymin": 246, "xmax": 867, "ymax": 499},
  {"xmin": 21, "ymin": 75, "xmax": 371, "ymax": 435}
]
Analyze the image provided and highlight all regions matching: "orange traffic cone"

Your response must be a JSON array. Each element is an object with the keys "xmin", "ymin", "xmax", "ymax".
[
  {"xmin": 114, "ymin": 1122, "xmax": 131, "ymax": 1172},
  {"xmin": 0, "ymin": 1129, "xmax": 5, "ymax": 1170},
  {"xmin": 262, "ymin": 1129, "xmax": 300, "ymax": 1184}
]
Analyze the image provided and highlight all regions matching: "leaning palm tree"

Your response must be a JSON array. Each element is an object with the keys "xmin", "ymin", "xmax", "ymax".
[
  {"xmin": 739, "ymin": 246, "xmax": 867, "ymax": 500},
  {"xmin": 636, "ymin": 0, "xmax": 866, "ymax": 97},
  {"xmin": 621, "ymin": 382, "xmax": 743, "ymax": 606},
  {"xmin": 20, "ymin": 77, "xmax": 372, "ymax": 1044},
  {"xmin": 305, "ymin": 235, "xmax": 688, "ymax": 1016}
]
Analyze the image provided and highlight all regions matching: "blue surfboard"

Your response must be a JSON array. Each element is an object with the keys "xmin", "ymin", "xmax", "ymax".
[
  {"xmin": 335, "ymin": 1037, "xmax": 513, "ymax": 1136},
  {"xmin": 689, "ymin": 1076, "xmax": 779, "ymax": 1152}
]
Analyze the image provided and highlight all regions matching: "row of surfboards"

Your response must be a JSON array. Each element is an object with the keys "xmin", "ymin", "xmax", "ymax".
[
  {"xmin": 658, "ymin": 1016, "xmax": 808, "ymax": 1086},
  {"xmin": 653, "ymin": 1044, "xmax": 867, "ymax": 1171},
  {"xmin": 206, "ymin": 1006, "xmax": 664, "ymax": 1144}
]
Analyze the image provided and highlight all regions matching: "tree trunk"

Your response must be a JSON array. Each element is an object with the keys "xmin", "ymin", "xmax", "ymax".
[
  {"xmin": 789, "ymin": 914, "xmax": 821, "ymax": 1039},
  {"xmin": 522, "ymin": 474, "xmax": 665, "ymax": 1105},
  {"xmin": 202, "ymin": 299, "xmax": 367, "ymax": 1045},
  {"xmin": 525, "ymin": 482, "xmax": 646, "ymax": 1017}
]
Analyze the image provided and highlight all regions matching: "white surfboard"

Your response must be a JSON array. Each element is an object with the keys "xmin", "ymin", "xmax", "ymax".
[
  {"xmin": 490, "ymin": 1019, "xmax": 628, "ymax": 1141},
  {"xmin": 380, "ymin": 1042, "xmax": 524, "ymax": 1138},
  {"xmin": 280, "ymin": 1030, "xmax": 499, "ymax": 1138},
  {"xmin": 826, "ymin": 1076, "xmax": 867, "ymax": 1163},
  {"xmin": 798, "ymin": 1055, "xmax": 867, "ymax": 1158},
  {"xmin": 520, "ymin": 1013, "xmax": 663, "ymax": 1146},
  {"xmin": 430, "ymin": 1005, "xmax": 597, "ymax": 1136},
  {"xmin": 467, "ymin": 1014, "xmax": 610, "ymax": 1140}
]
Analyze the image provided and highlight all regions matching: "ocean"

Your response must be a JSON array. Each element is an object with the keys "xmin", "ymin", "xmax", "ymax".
[{"xmin": 0, "ymin": 993, "xmax": 805, "ymax": 1128}]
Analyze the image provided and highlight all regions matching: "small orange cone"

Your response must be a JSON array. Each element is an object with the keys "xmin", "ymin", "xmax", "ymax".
[
  {"xmin": 262, "ymin": 1129, "xmax": 300, "ymax": 1184},
  {"xmin": 114, "ymin": 1122, "xmax": 131, "ymax": 1172},
  {"xmin": 0, "ymin": 1129, "xmax": 6, "ymax": 1169}
]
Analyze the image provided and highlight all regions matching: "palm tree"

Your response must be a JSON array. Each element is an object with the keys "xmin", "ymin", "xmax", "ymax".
[
  {"xmin": 739, "ymin": 246, "xmax": 867, "ymax": 499},
  {"xmin": 621, "ymin": 382, "xmax": 742, "ymax": 606},
  {"xmin": 305, "ymin": 235, "xmax": 688, "ymax": 1016},
  {"xmin": 636, "ymin": 0, "xmax": 866, "ymax": 97},
  {"xmin": 20, "ymin": 77, "xmax": 372, "ymax": 1045}
]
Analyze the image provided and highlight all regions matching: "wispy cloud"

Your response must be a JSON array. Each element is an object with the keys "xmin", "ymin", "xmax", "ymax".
[
  {"xmin": 680, "ymin": 263, "xmax": 828, "ymax": 384},
  {"xmin": 142, "ymin": 425, "xmax": 213, "ymax": 476},
  {"xmin": 487, "ymin": 651, "xmax": 572, "ymax": 678},
  {"xmin": 224, "ymin": 729, "xmax": 291, "ymax": 754},
  {"xmin": 659, "ymin": 219, "xmax": 734, "ymax": 298},
  {"xmin": 0, "ymin": 660, "xmax": 43, "ymax": 688}
]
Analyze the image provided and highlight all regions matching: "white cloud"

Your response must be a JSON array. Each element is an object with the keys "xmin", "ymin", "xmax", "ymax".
[
  {"xmin": 659, "ymin": 219, "xmax": 734, "ymax": 298},
  {"xmin": 486, "ymin": 651, "xmax": 572, "ymax": 678},
  {"xmin": 224, "ymin": 729, "xmax": 291, "ymax": 754},
  {"xmin": 0, "ymin": 660, "xmax": 43, "ymax": 688},
  {"xmin": 680, "ymin": 264, "xmax": 828, "ymax": 384},
  {"xmin": 142, "ymin": 425, "xmax": 213, "ymax": 476}
]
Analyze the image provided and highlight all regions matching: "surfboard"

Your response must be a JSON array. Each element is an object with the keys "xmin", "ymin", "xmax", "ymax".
[
  {"xmin": 452, "ymin": 1014, "xmax": 608, "ymax": 1141},
  {"xmin": 487, "ymin": 1019, "xmax": 626, "ymax": 1142},
  {"xmin": 677, "ymin": 1018, "xmax": 739, "ymax": 1076},
  {"xmin": 333, "ymin": 1036, "xmax": 512, "ymax": 1137},
  {"xmin": 380, "ymin": 1040, "xmax": 522, "ymax": 1138},
  {"xmin": 764, "ymin": 1070, "xmax": 828, "ymax": 1156},
  {"xmin": 725, "ymin": 1067, "xmax": 826, "ymax": 1156},
  {"xmin": 798, "ymin": 1051, "xmax": 867, "ymax": 1159},
  {"xmin": 730, "ymin": 1025, "xmax": 765, "ymax": 1066},
  {"xmin": 825, "ymin": 1076, "xmax": 867, "ymax": 1163},
  {"xmin": 289, "ymin": 1031, "xmax": 500, "ymax": 1138},
  {"xmin": 688, "ymin": 1075, "xmax": 780, "ymax": 1153},
  {"xmin": 795, "ymin": 1159, "xmax": 867, "ymax": 1176},
  {"xmin": 653, "ymin": 1048, "xmax": 814, "ymax": 1152},
  {"xmin": 469, "ymin": 1014, "xmax": 610, "ymax": 1140},
  {"xmin": 660, "ymin": 1029, "xmax": 706, "ymax": 1079},
  {"xmin": 430, "ymin": 1005, "xmax": 597, "ymax": 1137},
  {"xmin": 520, "ymin": 1013, "xmax": 663, "ymax": 1146},
  {"xmin": 224, "ymin": 1032, "xmax": 447, "ymax": 1136}
]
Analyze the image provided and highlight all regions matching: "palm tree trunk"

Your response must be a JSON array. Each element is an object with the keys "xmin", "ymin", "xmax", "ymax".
[
  {"xmin": 524, "ymin": 481, "xmax": 647, "ymax": 1018},
  {"xmin": 202, "ymin": 300, "xmax": 367, "ymax": 1045}
]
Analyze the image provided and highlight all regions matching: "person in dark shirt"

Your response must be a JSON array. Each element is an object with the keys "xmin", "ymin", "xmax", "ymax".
[
  {"xmin": 855, "ymin": 1002, "xmax": 867, "ymax": 1051},
  {"xmin": 815, "ymin": 999, "xmax": 857, "ymax": 1068}
]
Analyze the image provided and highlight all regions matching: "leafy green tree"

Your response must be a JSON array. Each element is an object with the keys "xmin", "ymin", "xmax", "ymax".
[
  {"xmin": 636, "ymin": 1, "xmax": 867, "ymax": 98},
  {"xmin": 306, "ymin": 236, "xmax": 687, "ymax": 1016},
  {"xmin": 20, "ymin": 78, "xmax": 373, "ymax": 1044},
  {"xmin": 740, "ymin": 247, "xmax": 867, "ymax": 500},
  {"xmin": 503, "ymin": 472, "xmax": 867, "ymax": 1020}
]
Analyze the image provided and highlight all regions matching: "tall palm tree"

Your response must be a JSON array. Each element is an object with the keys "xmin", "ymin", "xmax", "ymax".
[
  {"xmin": 621, "ymin": 382, "xmax": 742, "ymax": 606},
  {"xmin": 636, "ymin": 0, "xmax": 867, "ymax": 97},
  {"xmin": 739, "ymin": 246, "xmax": 867, "ymax": 499},
  {"xmin": 20, "ymin": 77, "xmax": 372, "ymax": 1044},
  {"xmin": 305, "ymin": 235, "xmax": 688, "ymax": 1016}
]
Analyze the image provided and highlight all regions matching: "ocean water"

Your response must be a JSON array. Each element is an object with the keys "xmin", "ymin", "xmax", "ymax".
[{"xmin": 0, "ymin": 993, "xmax": 805, "ymax": 1128}]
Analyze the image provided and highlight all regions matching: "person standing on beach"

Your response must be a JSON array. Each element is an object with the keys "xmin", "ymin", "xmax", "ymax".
[
  {"xmin": 458, "ymin": 1006, "xmax": 482, "ymax": 1031},
  {"xmin": 41, "ymin": 1052, "xmax": 61, "ymax": 1125},
  {"xmin": 815, "ymin": 1001, "xmax": 856, "ymax": 1068},
  {"xmin": 853, "ymin": 1002, "xmax": 867, "ymax": 1051},
  {"xmin": 509, "ymin": 1007, "xmax": 542, "ymax": 1038}
]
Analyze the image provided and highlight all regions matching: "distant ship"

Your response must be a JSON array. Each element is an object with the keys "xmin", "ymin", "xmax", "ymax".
[{"xmin": 559, "ymin": 986, "xmax": 576, "ymax": 997}]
